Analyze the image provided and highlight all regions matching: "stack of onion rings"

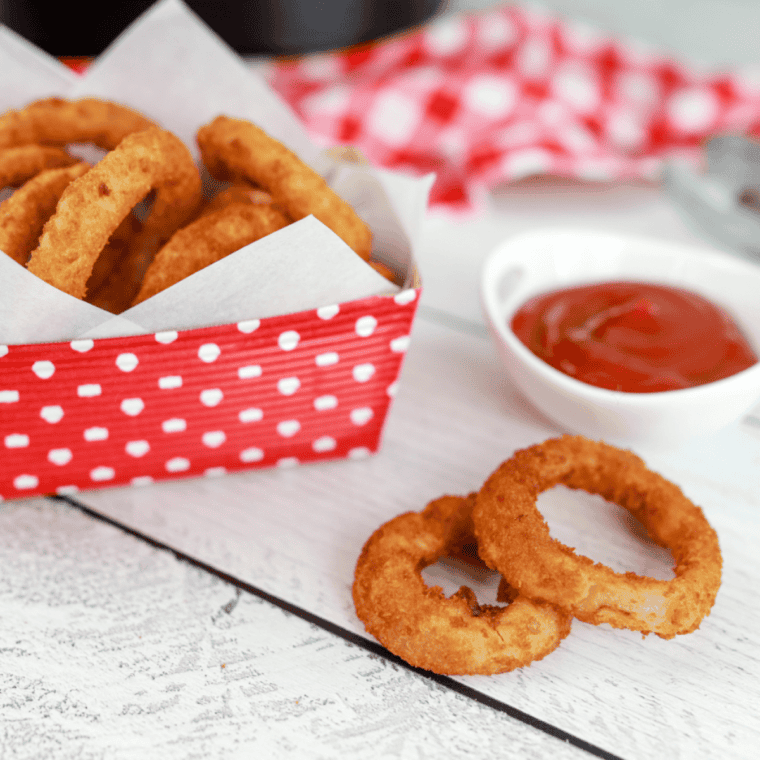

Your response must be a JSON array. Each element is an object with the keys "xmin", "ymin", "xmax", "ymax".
[{"xmin": 353, "ymin": 436, "xmax": 722, "ymax": 675}]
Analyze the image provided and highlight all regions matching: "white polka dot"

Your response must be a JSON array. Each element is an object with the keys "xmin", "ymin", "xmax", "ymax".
[
  {"xmin": 5, "ymin": 433, "xmax": 29, "ymax": 448},
  {"xmin": 240, "ymin": 447, "xmax": 264, "ymax": 463},
  {"xmin": 315, "ymin": 352, "xmax": 339, "ymax": 367},
  {"xmin": 366, "ymin": 91, "xmax": 421, "ymax": 147},
  {"xmin": 518, "ymin": 38, "xmax": 551, "ymax": 78},
  {"xmin": 477, "ymin": 12, "xmax": 518, "ymax": 48},
  {"xmin": 205, "ymin": 467, "xmax": 227, "ymax": 478},
  {"xmin": 202, "ymin": 430, "xmax": 226, "ymax": 448},
  {"xmin": 48, "ymin": 448, "xmax": 72, "ymax": 466},
  {"xmin": 131, "ymin": 476, "xmax": 154, "ymax": 487},
  {"xmin": 78, "ymin": 383, "xmax": 102, "ymax": 398},
  {"xmin": 0, "ymin": 345, "xmax": 8, "ymax": 358},
  {"xmin": 158, "ymin": 375, "xmax": 182, "ymax": 389},
  {"xmin": 394, "ymin": 289, "xmax": 417, "ymax": 305},
  {"xmin": 198, "ymin": 343, "xmax": 221, "ymax": 363},
  {"xmin": 90, "ymin": 466, "xmax": 115, "ymax": 482},
  {"xmin": 155, "ymin": 330, "xmax": 178, "ymax": 344},
  {"xmin": 317, "ymin": 304, "xmax": 339, "ymax": 319},
  {"xmin": 116, "ymin": 353, "xmax": 138, "ymax": 372},
  {"xmin": 32, "ymin": 361, "xmax": 55, "ymax": 379},
  {"xmin": 355, "ymin": 315, "xmax": 378, "ymax": 337},
  {"xmin": 312, "ymin": 436, "xmax": 337, "ymax": 453},
  {"xmin": 463, "ymin": 75, "xmax": 517, "ymax": 118},
  {"xmin": 277, "ymin": 419, "xmax": 301, "ymax": 438},
  {"xmin": 353, "ymin": 363, "xmax": 376, "ymax": 383},
  {"xmin": 348, "ymin": 447, "xmax": 372, "ymax": 459},
  {"xmin": 350, "ymin": 407, "xmax": 374, "ymax": 426},
  {"xmin": 121, "ymin": 397, "xmax": 144, "ymax": 416},
  {"xmin": 0, "ymin": 390, "xmax": 19, "ymax": 403},
  {"xmin": 237, "ymin": 319, "xmax": 261, "ymax": 333},
  {"xmin": 166, "ymin": 457, "xmax": 190, "ymax": 473},
  {"xmin": 40, "ymin": 405, "xmax": 64, "ymax": 423},
  {"xmin": 387, "ymin": 381, "xmax": 399, "ymax": 397},
  {"xmin": 239, "ymin": 407, "xmax": 264, "ymax": 423},
  {"xmin": 277, "ymin": 377, "xmax": 300, "ymax": 396},
  {"xmin": 668, "ymin": 87, "xmax": 719, "ymax": 133},
  {"xmin": 84, "ymin": 427, "xmax": 108, "ymax": 442},
  {"xmin": 14, "ymin": 474, "xmax": 38, "ymax": 490},
  {"xmin": 56, "ymin": 485, "xmax": 79, "ymax": 495},
  {"xmin": 200, "ymin": 388, "xmax": 223, "ymax": 407},
  {"xmin": 238, "ymin": 364, "xmax": 262, "ymax": 379},
  {"xmin": 553, "ymin": 63, "xmax": 600, "ymax": 111},
  {"xmin": 125, "ymin": 440, "xmax": 150, "ymax": 458},
  {"xmin": 162, "ymin": 418, "xmax": 186, "ymax": 433},
  {"xmin": 425, "ymin": 16, "xmax": 468, "ymax": 55},
  {"xmin": 277, "ymin": 457, "xmax": 299, "ymax": 468},
  {"xmin": 390, "ymin": 335, "xmax": 410, "ymax": 353},
  {"xmin": 278, "ymin": 331, "xmax": 300, "ymax": 351},
  {"xmin": 70, "ymin": 339, "xmax": 94, "ymax": 353},
  {"xmin": 314, "ymin": 394, "xmax": 338, "ymax": 411}
]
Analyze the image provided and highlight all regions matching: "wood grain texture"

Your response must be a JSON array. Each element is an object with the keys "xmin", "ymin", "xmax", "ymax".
[
  {"xmin": 71, "ymin": 317, "xmax": 760, "ymax": 760},
  {"xmin": 0, "ymin": 497, "xmax": 589, "ymax": 760}
]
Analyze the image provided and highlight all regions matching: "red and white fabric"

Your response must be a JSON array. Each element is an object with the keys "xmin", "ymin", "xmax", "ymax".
[{"xmin": 270, "ymin": 4, "xmax": 760, "ymax": 210}]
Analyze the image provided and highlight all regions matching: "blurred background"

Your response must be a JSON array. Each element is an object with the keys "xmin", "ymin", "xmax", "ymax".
[{"xmin": 1, "ymin": 0, "xmax": 759, "ymax": 67}]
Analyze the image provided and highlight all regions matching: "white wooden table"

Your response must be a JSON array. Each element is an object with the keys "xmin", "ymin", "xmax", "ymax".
[{"xmin": 2, "ymin": 171, "xmax": 759, "ymax": 759}]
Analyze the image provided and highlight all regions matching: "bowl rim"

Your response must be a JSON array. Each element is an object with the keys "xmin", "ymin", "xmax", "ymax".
[{"xmin": 481, "ymin": 227, "xmax": 760, "ymax": 406}]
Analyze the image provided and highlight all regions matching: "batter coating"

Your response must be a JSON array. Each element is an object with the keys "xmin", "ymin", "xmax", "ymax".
[
  {"xmin": 353, "ymin": 494, "xmax": 572, "ymax": 675},
  {"xmin": 474, "ymin": 436, "xmax": 723, "ymax": 639}
]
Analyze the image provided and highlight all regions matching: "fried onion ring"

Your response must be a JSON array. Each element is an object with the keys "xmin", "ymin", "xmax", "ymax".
[
  {"xmin": 0, "ymin": 162, "xmax": 90, "ymax": 265},
  {"xmin": 27, "ymin": 127, "xmax": 202, "ymax": 299},
  {"xmin": 474, "ymin": 436, "xmax": 722, "ymax": 639},
  {"xmin": 197, "ymin": 116, "xmax": 373, "ymax": 260},
  {"xmin": 132, "ymin": 201, "xmax": 290, "ymax": 305},
  {"xmin": 353, "ymin": 494, "xmax": 572, "ymax": 675},
  {"xmin": 0, "ymin": 145, "xmax": 78, "ymax": 188},
  {"xmin": 0, "ymin": 97, "xmax": 156, "ymax": 151}
]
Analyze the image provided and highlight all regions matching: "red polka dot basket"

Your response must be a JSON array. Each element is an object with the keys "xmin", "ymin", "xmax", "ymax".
[{"xmin": 0, "ymin": 287, "xmax": 419, "ymax": 500}]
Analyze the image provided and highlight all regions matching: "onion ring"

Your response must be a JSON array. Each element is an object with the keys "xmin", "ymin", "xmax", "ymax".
[
  {"xmin": 197, "ymin": 115, "xmax": 373, "ymax": 260},
  {"xmin": 0, "ymin": 145, "xmax": 78, "ymax": 188},
  {"xmin": 132, "ymin": 201, "xmax": 290, "ymax": 305},
  {"xmin": 353, "ymin": 493, "xmax": 572, "ymax": 675},
  {"xmin": 27, "ymin": 127, "xmax": 202, "ymax": 299},
  {"xmin": 473, "ymin": 436, "xmax": 722, "ymax": 639},
  {"xmin": 0, "ymin": 97, "xmax": 156, "ymax": 151},
  {"xmin": 0, "ymin": 162, "xmax": 90, "ymax": 265}
]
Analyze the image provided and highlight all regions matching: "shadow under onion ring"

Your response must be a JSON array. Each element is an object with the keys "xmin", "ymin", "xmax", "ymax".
[
  {"xmin": 352, "ymin": 494, "xmax": 572, "ymax": 675},
  {"xmin": 473, "ymin": 436, "xmax": 723, "ymax": 639}
]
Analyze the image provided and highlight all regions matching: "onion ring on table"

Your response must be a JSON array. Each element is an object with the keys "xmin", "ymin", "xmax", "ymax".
[
  {"xmin": 27, "ymin": 127, "xmax": 202, "ymax": 300},
  {"xmin": 0, "ymin": 162, "xmax": 90, "ymax": 265},
  {"xmin": 0, "ymin": 145, "xmax": 78, "ymax": 187},
  {"xmin": 473, "ymin": 436, "xmax": 723, "ymax": 639},
  {"xmin": 352, "ymin": 493, "xmax": 572, "ymax": 675},
  {"xmin": 131, "ymin": 200, "xmax": 291, "ymax": 305},
  {"xmin": 0, "ymin": 97, "xmax": 156, "ymax": 151},
  {"xmin": 197, "ymin": 115, "xmax": 373, "ymax": 260}
]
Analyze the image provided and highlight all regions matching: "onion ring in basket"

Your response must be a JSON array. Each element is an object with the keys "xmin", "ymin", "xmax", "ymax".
[
  {"xmin": 27, "ymin": 127, "xmax": 202, "ymax": 299},
  {"xmin": 197, "ymin": 115, "xmax": 373, "ymax": 260},
  {"xmin": 132, "ymin": 200, "xmax": 290, "ymax": 304},
  {"xmin": 0, "ymin": 145, "xmax": 77, "ymax": 188},
  {"xmin": 0, "ymin": 97, "xmax": 156, "ymax": 151},
  {"xmin": 473, "ymin": 436, "xmax": 722, "ymax": 639},
  {"xmin": 0, "ymin": 162, "xmax": 90, "ymax": 265},
  {"xmin": 353, "ymin": 494, "xmax": 572, "ymax": 675}
]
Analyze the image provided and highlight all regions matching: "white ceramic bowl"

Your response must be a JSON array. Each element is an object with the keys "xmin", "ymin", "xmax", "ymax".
[{"xmin": 481, "ymin": 229, "xmax": 760, "ymax": 447}]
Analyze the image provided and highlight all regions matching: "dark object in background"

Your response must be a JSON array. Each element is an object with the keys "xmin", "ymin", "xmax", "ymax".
[{"xmin": 0, "ymin": 0, "xmax": 443, "ymax": 56}]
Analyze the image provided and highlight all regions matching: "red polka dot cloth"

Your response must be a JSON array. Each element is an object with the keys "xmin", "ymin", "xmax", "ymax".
[
  {"xmin": 0, "ymin": 290, "xmax": 418, "ymax": 500},
  {"xmin": 270, "ymin": 4, "xmax": 760, "ymax": 210}
]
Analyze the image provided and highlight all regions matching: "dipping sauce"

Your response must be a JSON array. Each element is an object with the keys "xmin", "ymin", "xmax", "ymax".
[{"xmin": 511, "ymin": 281, "xmax": 758, "ymax": 393}]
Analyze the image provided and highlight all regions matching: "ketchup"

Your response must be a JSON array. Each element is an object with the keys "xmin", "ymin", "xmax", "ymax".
[{"xmin": 511, "ymin": 281, "xmax": 758, "ymax": 393}]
